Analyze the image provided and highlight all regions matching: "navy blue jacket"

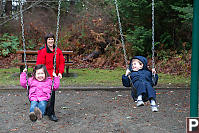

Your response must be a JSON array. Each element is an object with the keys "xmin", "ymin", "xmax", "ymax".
[{"xmin": 122, "ymin": 56, "xmax": 158, "ymax": 101}]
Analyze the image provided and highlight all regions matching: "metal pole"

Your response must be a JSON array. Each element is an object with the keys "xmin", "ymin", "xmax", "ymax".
[{"xmin": 190, "ymin": 0, "xmax": 199, "ymax": 117}]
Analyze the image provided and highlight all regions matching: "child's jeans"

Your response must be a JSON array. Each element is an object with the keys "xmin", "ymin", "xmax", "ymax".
[{"xmin": 30, "ymin": 101, "xmax": 48, "ymax": 115}]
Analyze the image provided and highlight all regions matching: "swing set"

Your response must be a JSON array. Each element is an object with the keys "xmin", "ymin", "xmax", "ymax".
[
  {"xmin": 18, "ymin": 0, "xmax": 199, "ymax": 117},
  {"xmin": 19, "ymin": 0, "xmax": 156, "ymax": 103}
]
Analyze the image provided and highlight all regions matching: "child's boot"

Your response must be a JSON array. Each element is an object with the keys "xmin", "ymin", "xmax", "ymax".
[
  {"xmin": 137, "ymin": 100, "xmax": 144, "ymax": 107},
  {"xmin": 29, "ymin": 112, "xmax": 37, "ymax": 122},
  {"xmin": 150, "ymin": 99, "xmax": 158, "ymax": 112},
  {"xmin": 34, "ymin": 107, "xmax": 42, "ymax": 120},
  {"xmin": 136, "ymin": 95, "xmax": 144, "ymax": 107},
  {"xmin": 151, "ymin": 105, "xmax": 158, "ymax": 112}
]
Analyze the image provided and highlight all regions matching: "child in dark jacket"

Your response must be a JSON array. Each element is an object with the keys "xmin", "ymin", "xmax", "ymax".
[{"xmin": 122, "ymin": 56, "xmax": 159, "ymax": 112}]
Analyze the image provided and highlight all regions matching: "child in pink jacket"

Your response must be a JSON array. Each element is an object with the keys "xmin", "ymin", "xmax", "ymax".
[{"xmin": 20, "ymin": 64, "xmax": 60, "ymax": 122}]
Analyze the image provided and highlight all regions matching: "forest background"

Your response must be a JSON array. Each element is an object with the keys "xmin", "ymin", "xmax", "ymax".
[{"xmin": 0, "ymin": 0, "xmax": 192, "ymax": 77}]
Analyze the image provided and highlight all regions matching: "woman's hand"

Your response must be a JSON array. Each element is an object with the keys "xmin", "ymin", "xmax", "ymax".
[
  {"xmin": 58, "ymin": 73, "xmax": 62, "ymax": 79},
  {"xmin": 53, "ymin": 71, "xmax": 57, "ymax": 77},
  {"xmin": 23, "ymin": 68, "xmax": 27, "ymax": 73}
]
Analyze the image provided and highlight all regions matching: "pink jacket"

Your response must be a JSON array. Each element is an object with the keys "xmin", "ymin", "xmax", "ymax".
[{"xmin": 20, "ymin": 72, "xmax": 60, "ymax": 101}]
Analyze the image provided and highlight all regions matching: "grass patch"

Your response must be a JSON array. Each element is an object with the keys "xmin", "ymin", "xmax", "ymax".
[
  {"xmin": 0, "ymin": 67, "xmax": 190, "ymax": 87},
  {"xmin": 158, "ymin": 73, "xmax": 190, "ymax": 87},
  {"xmin": 61, "ymin": 68, "xmax": 124, "ymax": 87}
]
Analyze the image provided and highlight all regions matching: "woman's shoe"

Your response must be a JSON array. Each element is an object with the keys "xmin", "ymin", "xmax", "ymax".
[{"xmin": 49, "ymin": 114, "xmax": 58, "ymax": 122}]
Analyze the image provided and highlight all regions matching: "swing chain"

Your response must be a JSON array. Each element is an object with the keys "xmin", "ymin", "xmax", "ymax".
[
  {"xmin": 152, "ymin": 0, "xmax": 155, "ymax": 71},
  {"xmin": 152, "ymin": 0, "xmax": 156, "ymax": 85},
  {"xmin": 0, "ymin": 0, "xmax": 43, "ymax": 26},
  {"xmin": 19, "ymin": 0, "xmax": 29, "ymax": 95},
  {"xmin": 114, "ymin": 0, "xmax": 128, "ymax": 69},
  {"xmin": 52, "ymin": 0, "xmax": 61, "ymax": 90}
]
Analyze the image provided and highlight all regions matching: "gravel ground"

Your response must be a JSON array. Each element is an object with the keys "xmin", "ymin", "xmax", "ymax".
[{"xmin": 0, "ymin": 89, "xmax": 189, "ymax": 133}]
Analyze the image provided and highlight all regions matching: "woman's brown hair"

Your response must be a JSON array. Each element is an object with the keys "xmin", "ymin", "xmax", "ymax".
[{"xmin": 44, "ymin": 32, "xmax": 55, "ymax": 45}]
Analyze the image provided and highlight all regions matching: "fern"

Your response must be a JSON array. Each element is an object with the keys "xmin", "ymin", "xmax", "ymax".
[{"xmin": 0, "ymin": 33, "xmax": 19, "ymax": 56}]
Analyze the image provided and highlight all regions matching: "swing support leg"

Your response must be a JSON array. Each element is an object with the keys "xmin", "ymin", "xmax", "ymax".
[{"xmin": 190, "ymin": 0, "xmax": 199, "ymax": 117}]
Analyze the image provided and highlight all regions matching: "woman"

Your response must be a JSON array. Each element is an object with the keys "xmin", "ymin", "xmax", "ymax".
[{"xmin": 36, "ymin": 32, "xmax": 65, "ymax": 122}]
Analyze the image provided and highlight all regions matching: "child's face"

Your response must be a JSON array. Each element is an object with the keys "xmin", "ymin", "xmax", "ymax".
[
  {"xmin": 35, "ymin": 68, "xmax": 45, "ymax": 81},
  {"xmin": 132, "ymin": 59, "xmax": 143, "ymax": 71}
]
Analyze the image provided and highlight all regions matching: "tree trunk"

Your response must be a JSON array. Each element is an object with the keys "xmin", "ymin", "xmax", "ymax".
[{"xmin": 5, "ymin": 0, "xmax": 12, "ymax": 16}]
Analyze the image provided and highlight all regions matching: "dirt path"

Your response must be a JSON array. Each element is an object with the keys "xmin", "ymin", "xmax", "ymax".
[{"xmin": 0, "ymin": 89, "xmax": 189, "ymax": 133}]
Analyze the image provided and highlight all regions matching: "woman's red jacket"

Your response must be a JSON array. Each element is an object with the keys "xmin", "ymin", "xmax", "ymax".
[{"xmin": 36, "ymin": 45, "xmax": 65, "ymax": 77}]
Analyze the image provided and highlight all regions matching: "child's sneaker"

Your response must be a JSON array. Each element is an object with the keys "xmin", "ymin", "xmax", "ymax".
[
  {"xmin": 136, "ymin": 100, "xmax": 144, "ymax": 107},
  {"xmin": 29, "ymin": 112, "xmax": 37, "ymax": 122},
  {"xmin": 151, "ymin": 105, "xmax": 158, "ymax": 112},
  {"xmin": 34, "ymin": 107, "xmax": 42, "ymax": 120}
]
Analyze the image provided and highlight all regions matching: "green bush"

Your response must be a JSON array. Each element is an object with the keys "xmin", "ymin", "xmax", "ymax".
[
  {"xmin": 114, "ymin": 0, "xmax": 192, "ymax": 57},
  {"xmin": 126, "ymin": 26, "xmax": 152, "ymax": 56},
  {"xmin": 0, "ymin": 33, "xmax": 19, "ymax": 56}
]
